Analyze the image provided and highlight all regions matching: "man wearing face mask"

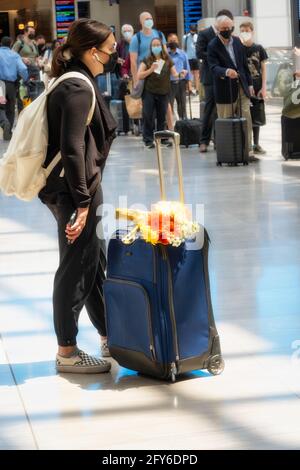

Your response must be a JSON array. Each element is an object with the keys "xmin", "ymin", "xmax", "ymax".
[
  {"xmin": 240, "ymin": 21, "xmax": 268, "ymax": 155},
  {"xmin": 167, "ymin": 33, "xmax": 192, "ymax": 120},
  {"xmin": 183, "ymin": 23, "xmax": 200, "ymax": 95},
  {"xmin": 117, "ymin": 24, "xmax": 134, "ymax": 79},
  {"xmin": 196, "ymin": 9, "xmax": 234, "ymax": 153},
  {"xmin": 207, "ymin": 15, "xmax": 256, "ymax": 161},
  {"xmin": 129, "ymin": 11, "xmax": 167, "ymax": 86}
]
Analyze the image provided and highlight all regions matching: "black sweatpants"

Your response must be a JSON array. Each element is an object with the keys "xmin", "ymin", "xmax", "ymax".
[
  {"xmin": 142, "ymin": 90, "xmax": 168, "ymax": 145},
  {"xmin": 46, "ymin": 185, "xmax": 107, "ymax": 346}
]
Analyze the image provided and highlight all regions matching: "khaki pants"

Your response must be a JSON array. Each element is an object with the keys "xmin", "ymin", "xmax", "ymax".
[{"xmin": 216, "ymin": 85, "xmax": 252, "ymax": 152}]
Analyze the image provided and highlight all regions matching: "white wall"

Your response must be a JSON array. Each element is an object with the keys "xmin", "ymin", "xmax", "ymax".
[
  {"xmin": 90, "ymin": 0, "xmax": 120, "ymax": 35},
  {"xmin": 252, "ymin": 0, "xmax": 292, "ymax": 48}
]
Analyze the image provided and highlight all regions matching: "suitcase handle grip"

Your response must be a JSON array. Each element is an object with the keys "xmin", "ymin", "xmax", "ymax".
[
  {"xmin": 154, "ymin": 130, "xmax": 180, "ymax": 143},
  {"xmin": 154, "ymin": 131, "xmax": 185, "ymax": 204}
]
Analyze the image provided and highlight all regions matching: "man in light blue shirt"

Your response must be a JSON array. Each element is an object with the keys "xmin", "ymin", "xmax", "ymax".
[
  {"xmin": 224, "ymin": 36, "xmax": 237, "ymax": 69},
  {"xmin": 0, "ymin": 36, "xmax": 28, "ymax": 136},
  {"xmin": 168, "ymin": 34, "xmax": 192, "ymax": 119},
  {"xmin": 183, "ymin": 23, "xmax": 200, "ymax": 94},
  {"xmin": 129, "ymin": 11, "xmax": 167, "ymax": 85}
]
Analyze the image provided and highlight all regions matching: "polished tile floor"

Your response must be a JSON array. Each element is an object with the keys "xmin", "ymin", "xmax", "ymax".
[{"xmin": 1, "ymin": 102, "xmax": 300, "ymax": 450}]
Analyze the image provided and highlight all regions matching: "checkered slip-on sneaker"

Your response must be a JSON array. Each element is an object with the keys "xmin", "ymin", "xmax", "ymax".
[
  {"xmin": 56, "ymin": 349, "xmax": 111, "ymax": 374},
  {"xmin": 100, "ymin": 340, "xmax": 111, "ymax": 358}
]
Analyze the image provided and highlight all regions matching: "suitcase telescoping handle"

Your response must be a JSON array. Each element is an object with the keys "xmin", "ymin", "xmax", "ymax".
[
  {"xmin": 154, "ymin": 131, "xmax": 185, "ymax": 204},
  {"xmin": 228, "ymin": 74, "xmax": 242, "ymax": 119}
]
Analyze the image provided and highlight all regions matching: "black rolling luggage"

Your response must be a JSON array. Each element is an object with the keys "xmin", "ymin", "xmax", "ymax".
[
  {"xmin": 281, "ymin": 115, "xmax": 300, "ymax": 160},
  {"xmin": 215, "ymin": 79, "xmax": 249, "ymax": 166},
  {"xmin": 174, "ymin": 93, "xmax": 202, "ymax": 148}
]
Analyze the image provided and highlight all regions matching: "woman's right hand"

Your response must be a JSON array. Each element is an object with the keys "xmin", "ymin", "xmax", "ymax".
[
  {"xmin": 65, "ymin": 207, "xmax": 89, "ymax": 244},
  {"xmin": 150, "ymin": 62, "xmax": 159, "ymax": 73}
]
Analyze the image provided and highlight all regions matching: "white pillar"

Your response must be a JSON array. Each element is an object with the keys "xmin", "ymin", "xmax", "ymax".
[{"xmin": 252, "ymin": 0, "xmax": 292, "ymax": 48}]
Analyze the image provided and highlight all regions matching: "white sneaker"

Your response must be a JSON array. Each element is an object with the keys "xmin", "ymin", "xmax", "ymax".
[
  {"xmin": 100, "ymin": 340, "xmax": 111, "ymax": 358},
  {"xmin": 56, "ymin": 349, "xmax": 111, "ymax": 374}
]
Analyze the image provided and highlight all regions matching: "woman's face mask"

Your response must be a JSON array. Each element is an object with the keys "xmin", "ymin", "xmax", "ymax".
[
  {"xmin": 240, "ymin": 31, "xmax": 252, "ymax": 42},
  {"xmin": 144, "ymin": 19, "xmax": 154, "ymax": 30},
  {"xmin": 123, "ymin": 31, "xmax": 133, "ymax": 41},
  {"xmin": 94, "ymin": 50, "xmax": 118, "ymax": 74},
  {"xmin": 152, "ymin": 45, "xmax": 162, "ymax": 56}
]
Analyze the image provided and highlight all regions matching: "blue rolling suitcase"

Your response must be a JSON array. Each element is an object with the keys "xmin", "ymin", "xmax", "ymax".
[{"xmin": 104, "ymin": 131, "xmax": 224, "ymax": 382}]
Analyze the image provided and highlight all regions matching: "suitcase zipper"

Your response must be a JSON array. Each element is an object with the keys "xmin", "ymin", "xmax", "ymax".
[
  {"xmin": 106, "ymin": 278, "xmax": 157, "ymax": 361},
  {"xmin": 161, "ymin": 246, "xmax": 180, "ymax": 375}
]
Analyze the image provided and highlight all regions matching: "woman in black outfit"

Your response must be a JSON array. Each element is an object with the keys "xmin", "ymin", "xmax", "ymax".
[{"xmin": 38, "ymin": 19, "xmax": 117, "ymax": 374}]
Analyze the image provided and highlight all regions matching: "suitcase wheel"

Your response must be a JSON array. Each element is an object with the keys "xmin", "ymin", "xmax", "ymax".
[
  {"xmin": 207, "ymin": 354, "xmax": 225, "ymax": 376},
  {"xmin": 243, "ymin": 162, "xmax": 249, "ymax": 166},
  {"xmin": 216, "ymin": 162, "xmax": 222, "ymax": 167}
]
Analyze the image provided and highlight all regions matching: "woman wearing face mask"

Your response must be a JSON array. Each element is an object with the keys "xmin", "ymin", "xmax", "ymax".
[
  {"xmin": 240, "ymin": 21, "xmax": 268, "ymax": 155},
  {"xmin": 13, "ymin": 26, "xmax": 40, "ymax": 90},
  {"xmin": 137, "ymin": 37, "xmax": 178, "ymax": 149},
  {"xmin": 38, "ymin": 19, "xmax": 118, "ymax": 374},
  {"xmin": 13, "ymin": 26, "xmax": 39, "ymax": 69},
  {"xmin": 117, "ymin": 24, "xmax": 134, "ymax": 79}
]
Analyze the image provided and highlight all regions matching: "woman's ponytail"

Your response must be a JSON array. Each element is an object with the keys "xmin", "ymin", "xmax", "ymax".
[{"xmin": 51, "ymin": 44, "xmax": 73, "ymax": 77}]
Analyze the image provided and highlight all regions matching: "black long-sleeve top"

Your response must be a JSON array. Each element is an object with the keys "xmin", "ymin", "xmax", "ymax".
[{"xmin": 39, "ymin": 61, "xmax": 117, "ymax": 208}]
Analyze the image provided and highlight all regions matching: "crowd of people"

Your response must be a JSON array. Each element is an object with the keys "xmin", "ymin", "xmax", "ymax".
[
  {"xmin": 101, "ymin": 9, "xmax": 269, "ymax": 159},
  {"xmin": 0, "ymin": 9, "xmax": 269, "ymax": 162}
]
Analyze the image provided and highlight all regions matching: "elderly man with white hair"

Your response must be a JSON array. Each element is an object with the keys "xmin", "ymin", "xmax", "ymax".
[
  {"xmin": 208, "ymin": 15, "xmax": 257, "ymax": 161},
  {"xmin": 129, "ymin": 11, "xmax": 167, "ymax": 86}
]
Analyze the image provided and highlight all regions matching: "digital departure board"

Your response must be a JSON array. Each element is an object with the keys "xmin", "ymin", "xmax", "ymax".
[{"xmin": 55, "ymin": 0, "xmax": 76, "ymax": 39}]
